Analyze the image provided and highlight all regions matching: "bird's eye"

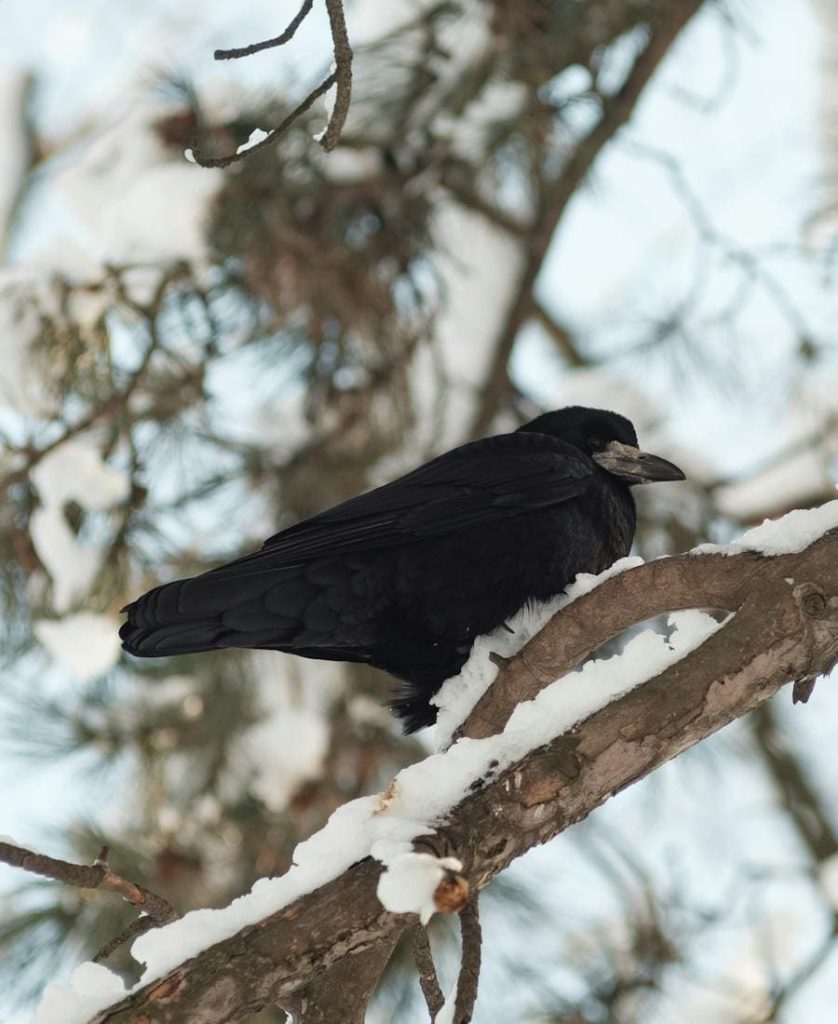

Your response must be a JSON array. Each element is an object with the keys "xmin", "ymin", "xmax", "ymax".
[{"xmin": 588, "ymin": 437, "xmax": 607, "ymax": 452}]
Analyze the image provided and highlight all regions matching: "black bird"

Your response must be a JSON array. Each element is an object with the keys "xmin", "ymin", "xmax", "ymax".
[{"xmin": 120, "ymin": 407, "xmax": 685, "ymax": 731}]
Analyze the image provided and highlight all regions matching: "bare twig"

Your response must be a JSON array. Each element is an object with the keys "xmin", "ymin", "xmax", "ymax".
[
  {"xmin": 530, "ymin": 298, "xmax": 587, "ymax": 367},
  {"xmin": 94, "ymin": 917, "xmax": 158, "ymax": 964},
  {"xmin": 620, "ymin": 137, "xmax": 815, "ymax": 348},
  {"xmin": 214, "ymin": 0, "xmax": 315, "ymax": 60},
  {"xmin": 412, "ymin": 926, "xmax": 445, "ymax": 1019},
  {"xmin": 319, "ymin": 0, "xmax": 353, "ymax": 151},
  {"xmin": 453, "ymin": 897, "xmax": 482, "ymax": 1024},
  {"xmin": 189, "ymin": 75, "xmax": 337, "ymax": 168},
  {"xmin": 190, "ymin": 0, "xmax": 352, "ymax": 167},
  {"xmin": 0, "ymin": 841, "xmax": 179, "ymax": 962}
]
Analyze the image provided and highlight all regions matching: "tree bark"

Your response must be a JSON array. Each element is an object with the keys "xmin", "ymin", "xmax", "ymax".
[{"xmin": 94, "ymin": 527, "xmax": 838, "ymax": 1024}]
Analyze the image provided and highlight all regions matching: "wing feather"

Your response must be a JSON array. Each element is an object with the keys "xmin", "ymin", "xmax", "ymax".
[{"xmin": 208, "ymin": 432, "xmax": 594, "ymax": 575}]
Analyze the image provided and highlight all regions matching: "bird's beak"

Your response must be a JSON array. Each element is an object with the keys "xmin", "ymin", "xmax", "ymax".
[{"xmin": 592, "ymin": 441, "xmax": 686, "ymax": 485}]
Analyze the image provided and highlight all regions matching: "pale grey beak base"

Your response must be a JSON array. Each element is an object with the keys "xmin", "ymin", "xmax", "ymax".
[{"xmin": 592, "ymin": 441, "xmax": 686, "ymax": 485}]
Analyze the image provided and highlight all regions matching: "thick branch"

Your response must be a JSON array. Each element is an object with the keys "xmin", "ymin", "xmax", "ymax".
[
  {"xmin": 529, "ymin": 298, "xmax": 587, "ymax": 367},
  {"xmin": 92, "ymin": 528, "xmax": 838, "ymax": 1023},
  {"xmin": 461, "ymin": 538, "xmax": 836, "ymax": 739}
]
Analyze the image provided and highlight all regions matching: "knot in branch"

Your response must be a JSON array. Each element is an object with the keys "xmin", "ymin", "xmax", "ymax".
[{"xmin": 794, "ymin": 581, "xmax": 829, "ymax": 619}]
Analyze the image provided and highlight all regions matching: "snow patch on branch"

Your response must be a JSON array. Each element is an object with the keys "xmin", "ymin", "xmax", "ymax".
[
  {"xmin": 32, "ymin": 440, "xmax": 129, "ymax": 511},
  {"xmin": 313, "ymin": 67, "xmax": 337, "ymax": 143},
  {"xmin": 376, "ymin": 852, "xmax": 463, "ymax": 924},
  {"xmin": 46, "ymin": 99, "xmax": 223, "ymax": 272},
  {"xmin": 696, "ymin": 498, "xmax": 838, "ymax": 556},
  {"xmin": 236, "ymin": 127, "xmax": 270, "ymax": 154},
  {"xmin": 35, "ymin": 962, "xmax": 126, "ymax": 1024},
  {"xmin": 245, "ymin": 710, "xmax": 330, "ymax": 812},
  {"xmin": 433, "ymin": 556, "xmax": 644, "ymax": 746},
  {"xmin": 507, "ymin": 610, "xmax": 721, "ymax": 738}
]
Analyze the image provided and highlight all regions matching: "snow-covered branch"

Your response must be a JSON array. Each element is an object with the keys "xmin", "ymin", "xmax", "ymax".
[{"xmin": 56, "ymin": 504, "xmax": 838, "ymax": 1024}]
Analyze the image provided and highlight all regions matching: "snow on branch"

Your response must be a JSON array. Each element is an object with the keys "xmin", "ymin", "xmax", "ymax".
[
  {"xmin": 189, "ymin": 0, "xmax": 353, "ymax": 168},
  {"xmin": 29, "ymin": 503, "xmax": 838, "ymax": 1023}
]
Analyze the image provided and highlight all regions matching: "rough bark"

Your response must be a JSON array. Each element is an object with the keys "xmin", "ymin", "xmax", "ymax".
[{"xmin": 93, "ymin": 528, "xmax": 838, "ymax": 1024}]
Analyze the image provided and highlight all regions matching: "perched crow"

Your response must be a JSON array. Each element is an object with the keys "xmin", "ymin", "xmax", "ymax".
[{"xmin": 121, "ymin": 407, "xmax": 684, "ymax": 731}]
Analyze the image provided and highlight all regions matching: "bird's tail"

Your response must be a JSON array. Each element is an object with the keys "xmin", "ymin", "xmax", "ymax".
[
  {"xmin": 120, "ymin": 578, "xmax": 222, "ymax": 656},
  {"xmin": 120, "ymin": 571, "xmax": 291, "ymax": 657},
  {"xmin": 387, "ymin": 659, "xmax": 472, "ymax": 733},
  {"xmin": 388, "ymin": 687, "xmax": 439, "ymax": 733}
]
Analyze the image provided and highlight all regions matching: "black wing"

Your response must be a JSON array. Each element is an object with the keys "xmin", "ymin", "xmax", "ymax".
[
  {"xmin": 121, "ymin": 431, "xmax": 596, "ymax": 656},
  {"xmin": 220, "ymin": 431, "xmax": 595, "ymax": 573}
]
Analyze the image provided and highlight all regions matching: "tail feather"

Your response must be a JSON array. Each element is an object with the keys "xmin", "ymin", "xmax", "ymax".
[
  {"xmin": 387, "ymin": 675, "xmax": 446, "ymax": 733},
  {"xmin": 122, "ymin": 570, "xmax": 280, "ymax": 655},
  {"xmin": 120, "ymin": 619, "xmax": 225, "ymax": 656}
]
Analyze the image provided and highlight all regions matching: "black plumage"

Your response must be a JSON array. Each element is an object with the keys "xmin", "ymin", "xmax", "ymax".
[{"xmin": 120, "ymin": 406, "xmax": 685, "ymax": 731}]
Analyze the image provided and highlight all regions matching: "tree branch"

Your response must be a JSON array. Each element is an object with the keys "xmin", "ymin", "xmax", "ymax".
[
  {"xmin": 469, "ymin": 0, "xmax": 705, "ymax": 438},
  {"xmin": 0, "ymin": 843, "xmax": 179, "ymax": 962},
  {"xmin": 190, "ymin": 0, "xmax": 352, "ymax": 167},
  {"xmin": 529, "ymin": 298, "xmax": 587, "ymax": 368},
  {"xmin": 412, "ymin": 926, "xmax": 445, "ymax": 1018},
  {"xmin": 213, "ymin": 0, "xmax": 315, "ymax": 60},
  {"xmin": 319, "ymin": 0, "xmax": 353, "ymax": 151},
  {"xmin": 89, "ymin": 525, "xmax": 838, "ymax": 1023},
  {"xmin": 453, "ymin": 897, "xmax": 481, "ymax": 1024},
  {"xmin": 460, "ymin": 540, "xmax": 836, "ymax": 739}
]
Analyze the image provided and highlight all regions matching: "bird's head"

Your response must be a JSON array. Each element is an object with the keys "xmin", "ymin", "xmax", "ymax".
[{"xmin": 518, "ymin": 406, "xmax": 686, "ymax": 486}]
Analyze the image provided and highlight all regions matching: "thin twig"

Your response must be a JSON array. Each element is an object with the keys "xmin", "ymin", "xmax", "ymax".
[
  {"xmin": 319, "ymin": 0, "xmax": 353, "ymax": 151},
  {"xmin": 190, "ymin": 0, "xmax": 352, "ymax": 167},
  {"xmin": 0, "ymin": 841, "xmax": 179, "ymax": 951},
  {"xmin": 214, "ymin": 0, "xmax": 314, "ymax": 60},
  {"xmin": 412, "ymin": 925, "xmax": 445, "ymax": 1019},
  {"xmin": 189, "ymin": 74, "xmax": 337, "ymax": 168},
  {"xmin": 453, "ymin": 896, "xmax": 481, "ymax": 1024},
  {"xmin": 530, "ymin": 298, "xmax": 587, "ymax": 367},
  {"xmin": 93, "ymin": 916, "xmax": 158, "ymax": 963}
]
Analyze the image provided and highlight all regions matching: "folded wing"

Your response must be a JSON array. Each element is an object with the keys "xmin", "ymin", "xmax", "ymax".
[{"xmin": 120, "ymin": 431, "xmax": 595, "ymax": 658}]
